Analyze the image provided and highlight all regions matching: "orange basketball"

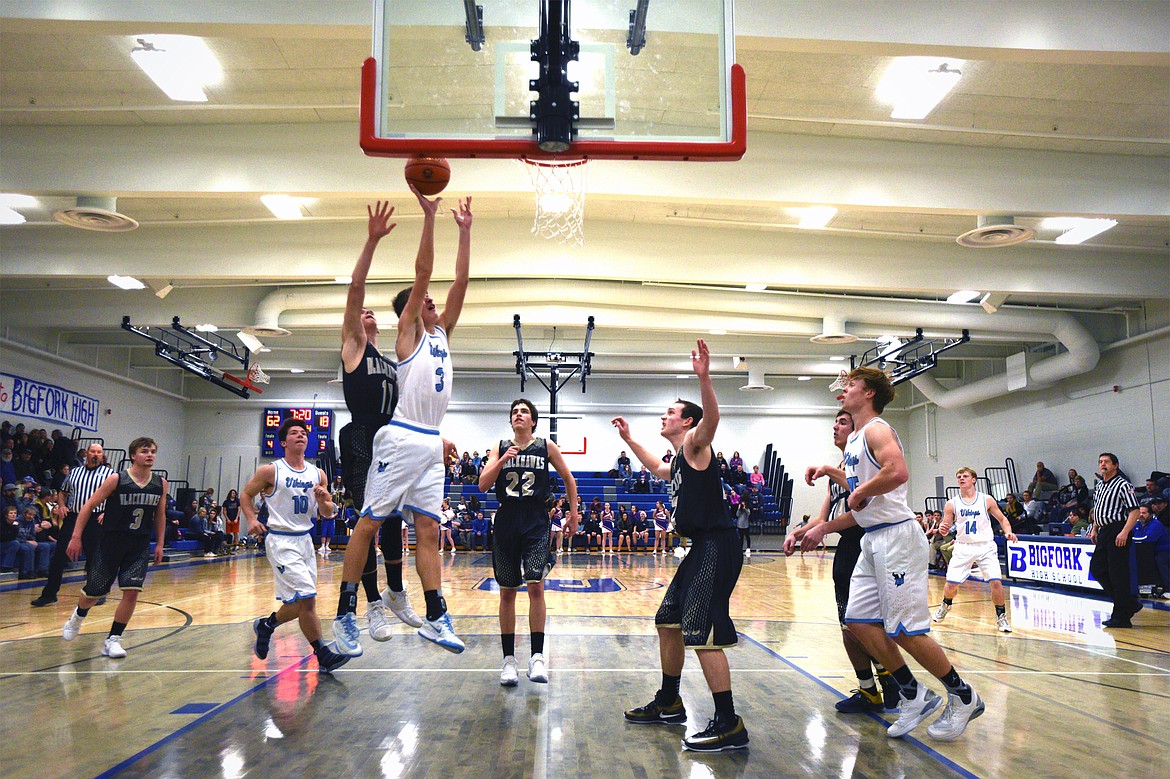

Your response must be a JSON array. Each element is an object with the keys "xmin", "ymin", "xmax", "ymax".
[{"xmin": 404, "ymin": 157, "xmax": 450, "ymax": 196}]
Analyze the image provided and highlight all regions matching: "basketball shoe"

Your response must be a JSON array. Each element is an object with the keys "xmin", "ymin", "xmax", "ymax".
[
  {"xmin": 625, "ymin": 695, "xmax": 686, "ymax": 724},
  {"xmin": 316, "ymin": 643, "xmax": 351, "ymax": 675},
  {"xmin": 500, "ymin": 656, "xmax": 519, "ymax": 687},
  {"xmin": 102, "ymin": 635, "xmax": 127, "ymax": 658},
  {"xmin": 528, "ymin": 653, "xmax": 548, "ymax": 683},
  {"xmin": 996, "ymin": 614, "xmax": 1012, "ymax": 633},
  {"xmin": 253, "ymin": 614, "xmax": 276, "ymax": 659},
  {"xmin": 926, "ymin": 690, "xmax": 985, "ymax": 741},
  {"xmin": 933, "ymin": 602, "xmax": 951, "ymax": 622},
  {"xmin": 682, "ymin": 714, "xmax": 749, "ymax": 752},
  {"xmin": 418, "ymin": 612, "xmax": 465, "ymax": 653},
  {"xmin": 62, "ymin": 609, "xmax": 85, "ymax": 640},
  {"xmin": 381, "ymin": 588, "xmax": 424, "ymax": 628},
  {"xmin": 887, "ymin": 685, "xmax": 942, "ymax": 738},
  {"xmin": 366, "ymin": 601, "xmax": 394, "ymax": 642},
  {"xmin": 835, "ymin": 686, "xmax": 884, "ymax": 713},
  {"xmin": 331, "ymin": 612, "xmax": 364, "ymax": 657}
]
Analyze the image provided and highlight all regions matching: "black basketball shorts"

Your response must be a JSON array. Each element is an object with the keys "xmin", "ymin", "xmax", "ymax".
[
  {"xmin": 82, "ymin": 534, "xmax": 152, "ymax": 596},
  {"xmin": 656, "ymin": 528, "xmax": 742, "ymax": 648},
  {"xmin": 492, "ymin": 504, "xmax": 552, "ymax": 589}
]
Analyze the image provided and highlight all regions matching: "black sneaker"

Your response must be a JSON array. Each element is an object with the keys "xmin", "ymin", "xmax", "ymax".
[
  {"xmin": 30, "ymin": 595, "xmax": 58, "ymax": 607},
  {"xmin": 835, "ymin": 687, "xmax": 884, "ymax": 713},
  {"xmin": 317, "ymin": 644, "xmax": 351, "ymax": 675},
  {"xmin": 877, "ymin": 671, "xmax": 901, "ymax": 712},
  {"xmin": 253, "ymin": 614, "xmax": 276, "ymax": 660},
  {"xmin": 625, "ymin": 695, "xmax": 687, "ymax": 724},
  {"xmin": 682, "ymin": 715, "xmax": 749, "ymax": 752}
]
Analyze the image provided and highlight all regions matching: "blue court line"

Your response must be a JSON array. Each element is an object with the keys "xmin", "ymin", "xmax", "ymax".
[
  {"xmin": 737, "ymin": 633, "xmax": 982, "ymax": 779},
  {"xmin": 92, "ymin": 655, "xmax": 311, "ymax": 779}
]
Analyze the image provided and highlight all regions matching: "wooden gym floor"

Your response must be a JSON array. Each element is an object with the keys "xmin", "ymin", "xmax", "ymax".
[{"xmin": 2, "ymin": 547, "xmax": 1167, "ymax": 779}]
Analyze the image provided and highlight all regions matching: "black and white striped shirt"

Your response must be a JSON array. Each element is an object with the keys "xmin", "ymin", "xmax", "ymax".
[
  {"xmin": 1091, "ymin": 475, "xmax": 1138, "ymax": 528},
  {"xmin": 61, "ymin": 463, "xmax": 116, "ymax": 513}
]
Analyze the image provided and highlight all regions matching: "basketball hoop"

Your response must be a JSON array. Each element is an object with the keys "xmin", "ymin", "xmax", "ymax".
[
  {"xmin": 248, "ymin": 362, "xmax": 271, "ymax": 386},
  {"xmin": 828, "ymin": 369, "xmax": 848, "ymax": 393},
  {"xmin": 521, "ymin": 157, "xmax": 588, "ymax": 245}
]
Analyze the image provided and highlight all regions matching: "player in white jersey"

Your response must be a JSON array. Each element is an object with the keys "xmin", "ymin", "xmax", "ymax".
[
  {"xmin": 244, "ymin": 418, "xmax": 349, "ymax": 674},
  {"xmin": 334, "ymin": 185, "xmax": 472, "ymax": 657},
  {"xmin": 934, "ymin": 467, "xmax": 1016, "ymax": 632},
  {"xmin": 802, "ymin": 367, "xmax": 983, "ymax": 742}
]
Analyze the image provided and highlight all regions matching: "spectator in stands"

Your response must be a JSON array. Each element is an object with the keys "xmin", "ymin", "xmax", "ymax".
[
  {"xmin": 164, "ymin": 495, "xmax": 183, "ymax": 543},
  {"xmin": 439, "ymin": 498, "xmax": 457, "ymax": 554},
  {"xmin": 466, "ymin": 494, "xmax": 482, "ymax": 519},
  {"xmin": 615, "ymin": 510, "xmax": 634, "ymax": 552},
  {"xmin": 2, "ymin": 483, "xmax": 19, "ymax": 516},
  {"xmin": 1151, "ymin": 494, "xmax": 1170, "ymax": 529},
  {"xmin": 914, "ymin": 511, "xmax": 926, "ymax": 530},
  {"xmin": 1019, "ymin": 490, "xmax": 1044, "ymax": 529},
  {"xmin": 735, "ymin": 499, "xmax": 751, "ymax": 558},
  {"xmin": 729, "ymin": 464, "xmax": 749, "ymax": 487},
  {"xmin": 615, "ymin": 450, "xmax": 632, "ymax": 479},
  {"xmin": 470, "ymin": 511, "xmax": 490, "ymax": 551},
  {"xmin": 199, "ymin": 487, "xmax": 216, "ymax": 510},
  {"xmin": 1026, "ymin": 461, "xmax": 1059, "ymax": 497},
  {"xmin": 459, "ymin": 453, "xmax": 477, "ymax": 484},
  {"xmin": 662, "ymin": 449, "xmax": 673, "ymax": 464},
  {"xmin": 1062, "ymin": 506, "xmax": 1091, "ymax": 536},
  {"xmin": 191, "ymin": 507, "xmax": 222, "ymax": 557},
  {"xmin": 633, "ymin": 509, "xmax": 650, "ymax": 549},
  {"xmin": 16, "ymin": 506, "xmax": 41, "ymax": 579},
  {"xmin": 1002, "ymin": 493, "xmax": 1024, "ymax": 527},
  {"xmin": 2, "ymin": 505, "xmax": 31, "ymax": 574},
  {"xmin": 0, "ymin": 448, "xmax": 15, "ymax": 487},
  {"xmin": 13, "ymin": 449, "xmax": 37, "ymax": 482},
  {"xmin": 32, "ymin": 506, "xmax": 56, "ymax": 577},
  {"xmin": 749, "ymin": 465, "xmax": 765, "ymax": 488},
  {"xmin": 1133, "ymin": 502, "xmax": 1169, "ymax": 597},
  {"xmin": 715, "ymin": 451, "xmax": 729, "ymax": 478}
]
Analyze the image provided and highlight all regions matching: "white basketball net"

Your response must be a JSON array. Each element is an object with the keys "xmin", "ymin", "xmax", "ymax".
[
  {"xmin": 248, "ymin": 363, "xmax": 271, "ymax": 385},
  {"xmin": 828, "ymin": 369, "xmax": 848, "ymax": 393},
  {"xmin": 521, "ymin": 157, "xmax": 588, "ymax": 245}
]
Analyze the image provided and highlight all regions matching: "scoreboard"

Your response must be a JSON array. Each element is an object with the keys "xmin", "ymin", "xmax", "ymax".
[{"xmin": 261, "ymin": 407, "xmax": 334, "ymax": 458}]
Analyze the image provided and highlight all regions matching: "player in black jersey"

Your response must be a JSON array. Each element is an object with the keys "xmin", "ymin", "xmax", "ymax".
[
  {"xmin": 612, "ymin": 340, "xmax": 748, "ymax": 753},
  {"xmin": 62, "ymin": 437, "xmax": 167, "ymax": 658},
  {"xmin": 478, "ymin": 399, "xmax": 579, "ymax": 687},
  {"xmin": 336, "ymin": 200, "xmax": 425, "ymax": 641},
  {"xmin": 785, "ymin": 410, "xmax": 900, "ymax": 714}
]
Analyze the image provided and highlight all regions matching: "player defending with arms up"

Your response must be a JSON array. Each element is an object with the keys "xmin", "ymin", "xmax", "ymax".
[
  {"xmin": 478, "ymin": 399, "xmax": 580, "ymax": 686},
  {"xmin": 245, "ymin": 418, "xmax": 350, "ymax": 674},
  {"xmin": 613, "ymin": 340, "xmax": 748, "ymax": 753},
  {"xmin": 934, "ymin": 467, "xmax": 1016, "ymax": 632},
  {"xmin": 333, "ymin": 186, "xmax": 472, "ymax": 657}
]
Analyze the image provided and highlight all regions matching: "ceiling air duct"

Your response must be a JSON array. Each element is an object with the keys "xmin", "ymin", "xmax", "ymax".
[
  {"xmin": 956, "ymin": 215, "xmax": 1035, "ymax": 248},
  {"xmin": 810, "ymin": 314, "xmax": 857, "ymax": 344},
  {"xmin": 739, "ymin": 364, "xmax": 773, "ymax": 392},
  {"xmin": 52, "ymin": 196, "xmax": 139, "ymax": 232}
]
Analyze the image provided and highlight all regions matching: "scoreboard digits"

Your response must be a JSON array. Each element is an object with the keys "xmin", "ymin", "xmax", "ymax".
[{"xmin": 261, "ymin": 408, "xmax": 334, "ymax": 458}]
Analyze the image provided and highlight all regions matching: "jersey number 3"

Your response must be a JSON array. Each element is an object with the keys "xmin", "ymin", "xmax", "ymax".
[
  {"xmin": 434, "ymin": 366, "xmax": 445, "ymax": 392},
  {"xmin": 505, "ymin": 471, "xmax": 535, "ymax": 498},
  {"xmin": 129, "ymin": 507, "xmax": 146, "ymax": 531}
]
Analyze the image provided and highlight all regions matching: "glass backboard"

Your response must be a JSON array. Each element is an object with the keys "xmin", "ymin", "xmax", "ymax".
[{"xmin": 361, "ymin": 0, "xmax": 744, "ymax": 160}]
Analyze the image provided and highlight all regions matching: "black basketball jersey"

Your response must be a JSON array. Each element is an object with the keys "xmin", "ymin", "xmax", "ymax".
[
  {"xmin": 669, "ymin": 445, "xmax": 732, "ymax": 536},
  {"xmin": 829, "ymin": 477, "xmax": 864, "ymax": 542},
  {"xmin": 104, "ymin": 470, "xmax": 165, "ymax": 537},
  {"xmin": 494, "ymin": 438, "xmax": 551, "ymax": 506},
  {"xmin": 342, "ymin": 341, "xmax": 399, "ymax": 425}
]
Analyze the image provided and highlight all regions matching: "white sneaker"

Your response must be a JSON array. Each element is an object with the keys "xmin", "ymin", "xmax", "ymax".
[
  {"xmin": 381, "ymin": 587, "xmax": 425, "ymax": 628},
  {"xmin": 527, "ymin": 653, "xmax": 548, "ymax": 683},
  {"xmin": 926, "ymin": 690, "xmax": 985, "ymax": 741},
  {"xmin": 102, "ymin": 635, "xmax": 127, "ymax": 658},
  {"xmin": 62, "ymin": 609, "xmax": 85, "ymax": 640},
  {"xmin": 204, "ymin": 552, "xmax": 216, "ymax": 558},
  {"xmin": 996, "ymin": 614, "xmax": 1012, "ymax": 633},
  {"xmin": 933, "ymin": 602, "xmax": 951, "ymax": 623},
  {"xmin": 418, "ymin": 612, "xmax": 465, "ymax": 654},
  {"xmin": 744, "ymin": 549, "xmax": 751, "ymax": 558},
  {"xmin": 366, "ymin": 601, "xmax": 394, "ymax": 642},
  {"xmin": 500, "ymin": 655, "xmax": 519, "ymax": 687},
  {"xmin": 887, "ymin": 685, "xmax": 942, "ymax": 738},
  {"xmin": 331, "ymin": 612, "xmax": 364, "ymax": 657},
  {"xmin": 556, "ymin": 549, "xmax": 563, "ymax": 556}
]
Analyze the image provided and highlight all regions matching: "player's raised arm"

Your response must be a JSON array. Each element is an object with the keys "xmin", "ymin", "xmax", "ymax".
[
  {"xmin": 440, "ymin": 196, "xmax": 473, "ymax": 336},
  {"xmin": 686, "ymin": 339, "xmax": 719, "ymax": 455},
  {"xmin": 342, "ymin": 201, "xmax": 396, "ymax": 365},
  {"xmin": 396, "ymin": 184, "xmax": 442, "ymax": 360}
]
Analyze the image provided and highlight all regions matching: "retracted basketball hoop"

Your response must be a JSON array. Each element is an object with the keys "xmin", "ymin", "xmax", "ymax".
[{"xmin": 521, "ymin": 157, "xmax": 588, "ymax": 245}]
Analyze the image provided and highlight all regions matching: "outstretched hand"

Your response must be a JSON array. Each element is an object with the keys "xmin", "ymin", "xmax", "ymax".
[
  {"xmin": 367, "ymin": 200, "xmax": 397, "ymax": 241},
  {"xmin": 611, "ymin": 416, "xmax": 631, "ymax": 442},
  {"xmin": 691, "ymin": 338, "xmax": 710, "ymax": 378},
  {"xmin": 451, "ymin": 196, "xmax": 473, "ymax": 230},
  {"xmin": 409, "ymin": 181, "xmax": 442, "ymax": 218}
]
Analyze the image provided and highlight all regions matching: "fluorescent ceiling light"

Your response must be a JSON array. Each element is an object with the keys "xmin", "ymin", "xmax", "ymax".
[
  {"xmin": 195, "ymin": 323, "xmax": 218, "ymax": 332},
  {"xmin": 107, "ymin": 275, "xmax": 146, "ymax": 290},
  {"xmin": 876, "ymin": 57, "xmax": 963, "ymax": 120},
  {"xmin": 797, "ymin": 376, "xmax": 812, "ymax": 381},
  {"xmin": 334, "ymin": 275, "xmax": 352, "ymax": 284},
  {"xmin": 289, "ymin": 368, "xmax": 305, "ymax": 374},
  {"xmin": 261, "ymin": 195, "xmax": 310, "ymax": 220},
  {"xmin": 946, "ymin": 290, "xmax": 981, "ymax": 304},
  {"xmin": 130, "ymin": 35, "xmax": 222, "ymax": 102},
  {"xmin": 745, "ymin": 283, "xmax": 767, "ymax": 292},
  {"xmin": 0, "ymin": 207, "xmax": 25, "ymax": 225},
  {"xmin": 829, "ymin": 355, "xmax": 847, "ymax": 362},
  {"xmin": 709, "ymin": 329, "xmax": 727, "ymax": 335},
  {"xmin": 0, "ymin": 194, "xmax": 37, "ymax": 208},
  {"xmin": 795, "ymin": 206, "xmax": 837, "ymax": 229},
  {"xmin": 675, "ymin": 374, "xmax": 692, "ymax": 379},
  {"xmin": 1043, "ymin": 217, "xmax": 1118, "ymax": 245},
  {"xmin": 236, "ymin": 331, "xmax": 265, "ymax": 352}
]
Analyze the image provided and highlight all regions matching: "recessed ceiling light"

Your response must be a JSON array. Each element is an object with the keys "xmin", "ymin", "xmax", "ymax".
[
  {"xmin": 876, "ymin": 57, "xmax": 963, "ymax": 120},
  {"xmin": 795, "ymin": 206, "xmax": 838, "ymax": 229},
  {"xmin": 194, "ymin": 323, "xmax": 218, "ymax": 332},
  {"xmin": 107, "ymin": 275, "xmax": 146, "ymax": 290},
  {"xmin": 745, "ymin": 283, "xmax": 767, "ymax": 292},
  {"xmin": 797, "ymin": 376, "xmax": 812, "ymax": 381},
  {"xmin": 130, "ymin": 35, "xmax": 222, "ymax": 102},
  {"xmin": 334, "ymin": 275, "xmax": 352, "ymax": 284},
  {"xmin": 829, "ymin": 355, "xmax": 847, "ymax": 362},
  {"xmin": 946, "ymin": 290, "xmax": 981, "ymax": 304},
  {"xmin": 1043, "ymin": 217, "xmax": 1118, "ymax": 245},
  {"xmin": 289, "ymin": 368, "xmax": 305, "ymax": 374},
  {"xmin": 261, "ymin": 195, "xmax": 310, "ymax": 220}
]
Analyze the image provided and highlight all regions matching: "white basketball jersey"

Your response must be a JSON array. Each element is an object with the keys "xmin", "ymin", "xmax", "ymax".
[
  {"xmin": 949, "ymin": 491, "xmax": 995, "ymax": 543},
  {"xmin": 393, "ymin": 326, "xmax": 452, "ymax": 429},
  {"xmin": 264, "ymin": 459, "xmax": 323, "ymax": 533},
  {"xmin": 843, "ymin": 417, "xmax": 915, "ymax": 529}
]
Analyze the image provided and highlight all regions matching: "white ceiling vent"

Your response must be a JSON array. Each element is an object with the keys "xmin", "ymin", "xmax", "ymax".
[
  {"xmin": 956, "ymin": 215, "xmax": 1035, "ymax": 248},
  {"xmin": 739, "ymin": 364, "xmax": 774, "ymax": 392},
  {"xmin": 52, "ymin": 196, "xmax": 139, "ymax": 232},
  {"xmin": 810, "ymin": 314, "xmax": 858, "ymax": 344}
]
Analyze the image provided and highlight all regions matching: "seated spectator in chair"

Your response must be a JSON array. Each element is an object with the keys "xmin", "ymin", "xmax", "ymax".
[
  {"xmin": 1027, "ymin": 461, "xmax": 1059, "ymax": 498},
  {"xmin": 1002, "ymin": 493, "xmax": 1024, "ymax": 527},
  {"xmin": 1, "ymin": 505, "xmax": 33, "ymax": 574},
  {"xmin": 164, "ymin": 495, "xmax": 184, "ymax": 543},
  {"xmin": 16, "ymin": 506, "xmax": 41, "ymax": 579},
  {"xmin": 1151, "ymin": 494, "xmax": 1170, "ymax": 529},
  {"xmin": 615, "ymin": 450, "xmax": 632, "ymax": 480},
  {"xmin": 1133, "ymin": 503, "xmax": 1169, "ymax": 597},
  {"xmin": 749, "ymin": 465, "xmax": 765, "ymax": 489},
  {"xmin": 1019, "ymin": 490, "xmax": 1044, "ymax": 530},
  {"xmin": 34, "ymin": 507, "xmax": 57, "ymax": 577},
  {"xmin": 470, "ymin": 511, "xmax": 490, "ymax": 551},
  {"xmin": 615, "ymin": 510, "xmax": 634, "ymax": 552},
  {"xmin": 460, "ymin": 453, "xmax": 478, "ymax": 485},
  {"xmin": 633, "ymin": 509, "xmax": 651, "ymax": 549},
  {"xmin": 730, "ymin": 464, "xmax": 750, "ymax": 487},
  {"xmin": 198, "ymin": 487, "xmax": 216, "ymax": 511},
  {"xmin": 191, "ymin": 507, "xmax": 223, "ymax": 557}
]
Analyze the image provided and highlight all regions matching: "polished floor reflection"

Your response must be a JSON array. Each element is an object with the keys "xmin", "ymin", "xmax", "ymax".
[{"xmin": 2, "ymin": 548, "xmax": 1167, "ymax": 778}]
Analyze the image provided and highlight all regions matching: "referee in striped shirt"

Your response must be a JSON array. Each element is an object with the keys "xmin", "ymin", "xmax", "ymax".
[
  {"xmin": 1088, "ymin": 452, "xmax": 1142, "ymax": 628},
  {"xmin": 30, "ymin": 443, "xmax": 115, "ymax": 607}
]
